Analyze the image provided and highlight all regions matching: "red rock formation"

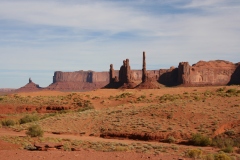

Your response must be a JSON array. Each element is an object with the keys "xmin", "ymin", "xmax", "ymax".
[
  {"xmin": 178, "ymin": 60, "xmax": 238, "ymax": 86},
  {"xmin": 109, "ymin": 64, "xmax": 115, "ymax": 83},
  {"xmin": 135, "ymin": 52, "xmax": 161, "ymax": 89},
  {"xmin": 51, "ymin": 70, "xmax": 120, "ymax": 91},
  {"xmin": 16, "ymin": 79, "xmax": 41, "ymax": 92},
  {"xmin": 178, "ymin": 62, "xmax": 191, "ymax": 84},
  {"xmin": 47, "ymin": 81, "xmax": 108, "ymax": 91},
  {"xmin": 119, "ymin": 59, "xmax": 132, "ymax": 83},
  {"xmin": 142, "ymin": 51, "xmax": 147, "ymax": 83},
  {"xmin": 126, "ymin": 59, "xmax": 131, "ymax": 83},
  {"xmin": 53, "ymin": 71, "xmax": 111, "ymax": 83}
]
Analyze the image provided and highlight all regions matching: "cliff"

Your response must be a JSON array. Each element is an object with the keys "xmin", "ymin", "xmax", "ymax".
[
  {"xmin": 53, "ymin": 71, "xmax": 111, "ymax": 83},
  {"xmin": 16, "ymin": 52, "xmax": 240, "ymax": 91},
  {"xmin": 178, "ymin": 60, "xmax": 240, "ymax": 86}
]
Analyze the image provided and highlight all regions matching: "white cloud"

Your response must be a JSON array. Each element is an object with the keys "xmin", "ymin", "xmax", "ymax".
[{"xmin": 0, "ymin": 0, "xmax": 240, "ymax": 87}]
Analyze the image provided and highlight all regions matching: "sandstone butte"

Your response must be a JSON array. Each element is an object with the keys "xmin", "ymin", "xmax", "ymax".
[{"xmin": 16, "ymin": 52, "xmax": 240, "ymax": 92}]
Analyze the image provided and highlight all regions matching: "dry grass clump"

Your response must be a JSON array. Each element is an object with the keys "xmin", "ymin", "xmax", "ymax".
[
  {"xmin": 189, "ymin": 133, "xmax": 212, "ymax": 146},
  {"xmin": 26, "ymin": 125, "xmax": 44, "ymax": 137},
  {"xmin": 1, "ymin": 119, "xmax": 16, "ymax": 126},
  {"xmin": 19, "ymin": 115, "xmax": 39, "ymax": 124}
]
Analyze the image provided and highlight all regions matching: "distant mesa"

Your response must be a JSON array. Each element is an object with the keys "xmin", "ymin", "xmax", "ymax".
[{"xmin": 15, "ymin": 52, "xmax": 240, "ymax": 92}]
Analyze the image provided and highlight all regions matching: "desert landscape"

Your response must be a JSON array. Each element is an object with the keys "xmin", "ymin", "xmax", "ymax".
[{"xmin": 0, "ymin": 52, "xmax": 240, "ymax": 160}]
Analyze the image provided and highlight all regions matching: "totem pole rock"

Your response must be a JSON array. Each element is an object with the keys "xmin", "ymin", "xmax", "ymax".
[
  {"xmin": 109, "ymin": 64, "xmax": 115, "ymax": 83},
  {"xmin": 119, "ymin": 59, "xmax": 132, "ymax": 83},
  {"xmin": 142, "ymin": 51, "xmax": 147, "ymax": 83},
  {"xmin": 126, "ymin": 59, "xmax": 131, "ymax": 83}
]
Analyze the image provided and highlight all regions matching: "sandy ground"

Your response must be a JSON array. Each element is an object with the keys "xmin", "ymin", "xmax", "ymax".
[
  {"xmin": 0, "ymin": 149, "xmax": 189, "ymax": 160},
  {"xmin": 0, "ymin": 127, "xmax": 191, "ymax": 160},
  {"xmin": 0, "ymin": 86, "xmax": 240, "ymax": 159}
]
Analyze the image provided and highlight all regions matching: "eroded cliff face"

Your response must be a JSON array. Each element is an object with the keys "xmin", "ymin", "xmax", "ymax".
[
  {"xmin": 53, "ymin": 71, "xmax": 113, "ymax": 83},
  {"xmin": 178, "ymin": 60, "xmax": 238, "ymax": 86}
]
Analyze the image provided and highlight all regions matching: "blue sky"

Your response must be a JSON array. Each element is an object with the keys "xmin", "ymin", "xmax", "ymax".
[{"xmin": 0, "ymin": 0, "xmax": 240, "ymax": 88}]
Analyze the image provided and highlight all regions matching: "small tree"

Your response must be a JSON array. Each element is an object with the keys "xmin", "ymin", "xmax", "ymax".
[{"xmin": 26, "ymin": 125, "xmax": 44, "ymax": 137}]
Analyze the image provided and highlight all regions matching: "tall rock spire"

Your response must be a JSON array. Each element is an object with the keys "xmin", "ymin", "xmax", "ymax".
[
  {"xmin": 109, "ymin": 64, "xmax": 114, "ymax": 83},
  {"xmin": 142, "ymin": 51, "xmax": 147, "ymax": 82}
]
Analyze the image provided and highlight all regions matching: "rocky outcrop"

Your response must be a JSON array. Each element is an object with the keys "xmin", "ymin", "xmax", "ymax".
[
  {"xmin": 50, "ymin": 70, "xmax": 118, "ymax": 91},
  {"xmin": 135, "ymin": 52, "xmax": 160, "ymax": 89},
  {"xmin": 178, "ymin": 62, "xmax": 191, "ymax": 84},
  {"xmin": 178, "ymin": 60, "xmax": 238, "ymax": 86},
  {"xmin": 47, "ymin": 81, "xmax": 108, "ymax": 91},
  {"xmin": 119, "ymin": 59, "xmax": 132, "ymax": 83},
  {"xmin": 16, "ymin": 79, "xmax": 41, "ymax": 92},
  {"xmin": 109, "ymin": 64, "xmax": 115, "ymax": 83},
  {"xmin": 142, "ymin": 52, "xmax": 147, "ymax": 83},
  {"xmin": 228, "ymin": 63, "xmax": 240, "ymax": 85},
  {"xmin": 53, "ymin": 71, "xmax": 111, "ymax": 83},
  {"xmin": 17, "ymin": 53, "xmax": 240, "ymax": 91}
]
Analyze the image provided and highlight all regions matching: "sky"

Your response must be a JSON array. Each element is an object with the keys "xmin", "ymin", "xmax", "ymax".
[{"xmin": 0, "ymin": 0, "xmax": 240, "ymax": 88}]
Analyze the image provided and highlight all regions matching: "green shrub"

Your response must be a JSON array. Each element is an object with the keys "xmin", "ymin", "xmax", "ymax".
[
  {"xmin": 77, "ymin": 106, "xmax": 94, "ymax": 112},
  {"xmin": 203, "ymin": 154, "xmax": 215, "ymax": 160},
  {"xmin": 190, "ymin": 133, "xmax": 211, "ymax": 146},
  {"xmin": 186, "ymin": 149, "xmax": 202, "ymax": 159},
  {"xmin": 115, "ymin": 92, "xmax": 132, "ymax": 99},
  {"xmin": 212, "ymin": 137, "xmax": 234, "ymax": 149},
  {"xmin": 226, "ymin": 89, "xmax": 237, "ymax": 93},
  {"xmin": 214, "ymin": 152, "xmax": 231, "ymax": 160},
  {"xmin": 166, "ymin": 136, "xmax": 176, "ymax": 143},
  {"xmin": 216, "ymin": 87, "xmax": 225, "ymax": 92},
  {"xmin": 19, "ymin": 115, "xmax": 39, "ymax": 124},
  {"xmin": 221, "ymin": 146, "xmax": 233, "ymax": 153},
  {"xmin": 224, "ymin": 130, "xmax": 235, "ymax": 136},
  {"xmin": 26, "ymin": 125, "xmax": 44, "ymax": 137},
  {"xmin": 1, "ymin": 119, "xmax": 16, "ymax": 126}
]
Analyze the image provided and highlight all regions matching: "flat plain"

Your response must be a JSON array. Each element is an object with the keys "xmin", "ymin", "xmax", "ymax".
[{"xmin": 0, "ymin": 86, "xmax": 240, "ymax": 160}]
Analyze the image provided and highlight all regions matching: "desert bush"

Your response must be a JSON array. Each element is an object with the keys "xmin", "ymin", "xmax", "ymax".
[
  {"xmin": 216, "ymin": 87, "xmax": 226, "ymax": 92},
  {"xmin": 115, "ymin": 92, "xmax": 132, "ymax": 99},
  {"xmin": 233, "ymin": 138, "xmax": 240, "ymax": 148},
  {"xmin": 19, "ymin": 115, "xmax": 39, "ymax": 124},
  {"xmin": 166, "ymin": 136, "xmax": 176, "ymax": 143},
  {"xmin": 190, "ymin": 133, "xmax": 211, "ymax": 146},
  {"xmin": 1, "ymin": 119, "xmax": 16, "ymax": 126},
  {"xmin": 221, "ymin": 146, "xmax": 233, "ymax": 153},
  {"xmin": 159, "ymin": 94, "xmax": 180, "ymax": 102},
  {"xmin": 40, "ymin": 113, "xmax": 57, "ymax": 119},
  {"xmin": 224, "ymin": 130, "xmax": 235, "ymax": 136},
  {"xmin": 137, "ymin": 95, "xmax": 146, "ymax": 101},
  {"xmin": 203, "ymin": 154, "xmax": 215, "ymax": 160},
  {"xmin": 204, "ymin": 90, "xmax": 214, "ymax": 97},
  {"xmin": 226, "ymin": 88, "xmax": 237, "ymax": 93},
  {"xmin": 77, "ymin": 106, "xmax": 94, "ymax": 112},
  {"xmin": 114, "ymin": 146, "xmax": 128, "ymax": 151},
  {"xmin": 214, "ymin": 152, "xmax": 231, "ymax": 160},
  {"xmin": 26, "ymin": 125, "xmax": 44, "ymax": 137},
  {"xmin": 186, "ymin": 149, "xmax": 202, "ymax": 159},
  {"xmin": 0, "ymin": 97, "xmax": 4, "ymax": 101},
  {"xmin": 212, "ymin": 137, "xmax": 234, "ymax": 149}
]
